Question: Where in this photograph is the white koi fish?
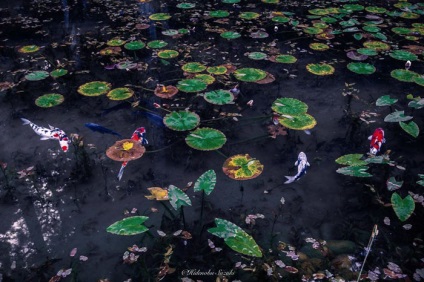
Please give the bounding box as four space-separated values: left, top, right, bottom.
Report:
21 118 70 152
284 152 310 184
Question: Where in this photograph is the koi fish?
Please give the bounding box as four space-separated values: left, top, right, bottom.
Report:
117 127 148 180
284 152 310 184
84 123 122 137
21 118 69 152
368 128 385 155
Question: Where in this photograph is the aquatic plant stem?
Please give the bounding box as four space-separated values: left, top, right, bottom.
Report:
159 201 176 219
181 206 187 230
357 224 379 281
215 150 228 159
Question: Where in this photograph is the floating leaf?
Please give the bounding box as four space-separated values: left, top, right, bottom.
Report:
25 71 49 81
107 87 134 101
147 40 168 49
222 154 264 180
193 170 216 195
306 63 335 75
357 48 378 56
399 121 419 138
106 216 149 235
182 62 207 73
176 3 195 9
185 128 227 151
376 95 398 106
124 41 146 50
347 62 375 75
363 40 390 51
145 187 169 200
389 50 418 61
272 98 308 115
18 45 40 53
233 68 267 82
208 218 262 257
107 38 125 47
386 177 403 191
177 79 207 93
162 29 178 36
158 50 179 59
207 66 227 75
35 93 64 108
335 154 367 166
163 111 200 131
336 166 372 177
209 10 230 18
149 13 171 21
239 12 260 20
78 81 111 96
408 98 424 109
168 185 192 210
270 54 297 64
414 76 424 87
384 111 413 122
309 43 329 51
204 90 234 105
365 155 391 165
247 52 267 60
417 175 424 187
50 69 68 78
278 113 317 130
390 69 419 82
220 31 241 39
272 16 290 23
391 193 415 222
194 74 215 85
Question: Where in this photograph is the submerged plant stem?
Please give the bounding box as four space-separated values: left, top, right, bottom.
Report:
357 224 379 282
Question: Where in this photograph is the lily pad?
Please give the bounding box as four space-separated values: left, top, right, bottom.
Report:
194 74 215 85
303 27 324 35
78 81 111 96
384 111 413 122
357 48 378 56
309 43 329 51
414 76 424 87
399 121 419 138
207 66 227 75
50 69 68 78
239 12 260 20
272 16 290 23
204 90 234 105
149 13 171 21
306 63 335 75
272 98 308 116
387 177 403 191
336 166 372 177
168 185 192 210
222 154 264 180
162 29 179 36
107 87 134 101
209 10 230 18
107 38 125 47
177 79 207 93
220 31 241 39
390 69 419 82
247 52 267 60
18 45 40 53
391 193 415 222
408 98 424 109
182 62 207 73
233 68 267 82
163 111 200 131
389 50 418 61
193 170 216 195
176 3 195 9
158 50 179 59
35 93 64 108
363 40 390 51
25 71 49 81
106 216 149 235
376 95 398 106
270 54 297 64
347 62 376 75
335 154 367 166
208 218 262 257
147 40 168 49
124 41 146 51
277 113 317 130
185 128 227 151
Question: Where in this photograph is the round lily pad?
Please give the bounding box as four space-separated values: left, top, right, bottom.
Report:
365 6 386 13
347 62 376 75
363 25 380 33
343 4 364 12
124 41 146 51
363 40 390 51
248 52 267 60
306 63 335 75
178 28 190 34
78 81 112 96
177 79 208 93
99 47 121 56
309 42 329 51
321 16 338 23
222 154 264 180
414 76 424 87
357 48 378 56
194 74 215 85
222 0 240 3
116 61 137 70
154 85 178 99
335 154 367 166
390 69 419 82
158 50 179 59
25 71 49 81
399 12 419 19
209 10 230 18
107 38 125 47
182 62 207 73
18 45 40 53
50 69 68 78
391 27 412 35
278 113 317 130
176 3 195 9
269 54 297 63
272 16 290 23
220 31 241 39
162 29 179 36
389 50 418 61
35 93 64 108
204 90 234 105
262 0 279 3
149 13 171 21
272 98 308 115
164 111 200 131
207 66 227 75
303 27 324 35
107 87 134 100
185 128 227 151
239 12 260 20
147 40 168 49
233 68 267 82
250 31 269 39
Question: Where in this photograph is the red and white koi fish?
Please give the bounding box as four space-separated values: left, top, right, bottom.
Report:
117 127 148 180
21 118 69 152
368 128 385 155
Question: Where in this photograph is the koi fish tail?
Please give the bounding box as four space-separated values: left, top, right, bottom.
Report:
21 118 31 125
284 176 296 184
117 162 128 181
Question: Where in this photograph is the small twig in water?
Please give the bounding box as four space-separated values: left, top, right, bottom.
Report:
357 224 379 282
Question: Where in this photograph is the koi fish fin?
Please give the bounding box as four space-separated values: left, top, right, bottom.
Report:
40 137 50 140
49 125 55 130
295 160 299 166
307 162 310 166
142 137 148 145
117 164 126 181
382 138 386 143
368 135 372 140
284 176 296 184
21 118 31 125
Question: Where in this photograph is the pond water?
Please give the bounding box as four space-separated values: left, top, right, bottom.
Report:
0 0 424 281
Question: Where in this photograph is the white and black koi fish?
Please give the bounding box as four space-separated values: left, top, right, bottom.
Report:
21 118 70 152
284 152 310 184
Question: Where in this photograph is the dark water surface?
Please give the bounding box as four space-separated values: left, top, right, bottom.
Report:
0 0 424 281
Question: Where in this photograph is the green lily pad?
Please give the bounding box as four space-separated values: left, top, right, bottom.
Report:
158 50 179 59
363 40 390 51
248 52 267 60
391 27 412 35
25 71 49 81
239 12 260 20
50 69 68 78
384 111 413 122
177 79 207 93
389 50 418 61
399 121 419 138
161 29 178 36
335 154 367 166
365 6 386 13
106 216 149 235
390 69 419 82
116 61 137 70
124 41 146 51
272 98 308 115
176 3 195 9
373 32 387 41
107 87 134 101
357 48 378 56
387 177 403 191
222 154 264 180
408 98 424 109
163 111 200 131
185 128 227 151
220 31 241 39
278 113 317 130
233 68 267 82
35 93 64 108
147 40 168 49
343 4 364 12
18 45 40 53
208 218 262 257
207 66 227 75
178 28 190 34
376 95 398 106
78 81 111 96
365 155 391 165
303 27 324 35
399 12 419 19
222 0 240 3
272 54 297 63
182 62 207 73
262 0 279 3
168 185 192 210
194 74 215 85
321 16 338 23
414 76 424 87
209 10 230 18
107 38 125 47
336 166 372 177
149 13 171 21
391 193 415 222
204 90 234 105
272 16 290 23
363 26 380 33
306 63 335 75
193 170 216 195
347 62 376 75
309 43 329 51
417 175 424 187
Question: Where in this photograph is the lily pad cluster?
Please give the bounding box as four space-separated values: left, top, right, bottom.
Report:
271 98 317 130
335 154 372 177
